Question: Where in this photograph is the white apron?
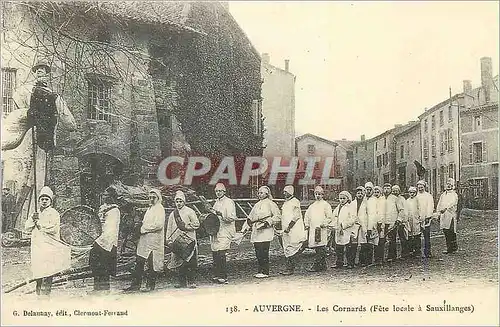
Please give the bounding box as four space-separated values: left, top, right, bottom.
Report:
416 192 435 228
248 198 280 243
210 196 237 251
281 197 306 257
304 200 332 247
437 190 458 232
332 202 358 246
25 207 71 279
361 196 380 245
405 197 421 236
137 203 165 272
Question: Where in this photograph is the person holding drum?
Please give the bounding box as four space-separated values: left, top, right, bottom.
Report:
279 185 306 276
89 188 120 292
210 183 237 284
124 189 165 292
165 190 200 288
242 185 280 278
304 186 332 272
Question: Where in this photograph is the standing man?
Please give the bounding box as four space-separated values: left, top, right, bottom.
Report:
166 190 200 288
361 182 379 266
89 188 121 292
354 186 368 266
437 178 459 254
2 187 16 232
405 186 421 257
124 189 165 292
373 186 385 265
210 183 237 284
279 185 306 275
243 186 280 278
416 180 434 258
304 186 332 272
383 183 404 262
391 185 410 259
24 186 71 296
331 191 357 269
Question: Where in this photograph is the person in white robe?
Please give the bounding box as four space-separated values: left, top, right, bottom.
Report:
416 180 435 258
165 190 200 288
124 189 165 292
304 186 332 272
353 186 368 266
241 186 280 278
437 178 459 254
359 182 379 266
331 191 357 269
210 183 236 284
382 183 404 262
279 185 306 275
373 186 385 265
89 188 121 291
24 186 71 296
391 184 410 259
405 186 421 257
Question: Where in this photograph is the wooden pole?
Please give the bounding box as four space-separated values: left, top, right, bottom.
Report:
31 126 38 213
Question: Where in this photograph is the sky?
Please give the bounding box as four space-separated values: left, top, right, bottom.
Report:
229 1 499 141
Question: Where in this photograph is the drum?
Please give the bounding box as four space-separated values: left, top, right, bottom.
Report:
60 205 102 247
200 213 220 236
170 233 196 261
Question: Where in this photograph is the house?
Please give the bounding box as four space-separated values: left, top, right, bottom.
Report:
261 53 296 159
394 121 421 192
372 126 402 186
1 1 263 218
351 134 375 188
294 133 353 200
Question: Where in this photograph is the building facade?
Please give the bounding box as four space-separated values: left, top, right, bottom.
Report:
372 127 401 186
394 121 421 192
261 53 296 158
352 134 375 188
1 1 263 221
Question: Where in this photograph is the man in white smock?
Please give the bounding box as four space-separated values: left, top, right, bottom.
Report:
210 183 236 284
359 182 379 266
416 180 434 258
331 191 357 269
124 189 165 292
405 186 421 257
436 178 459 254
279 185 306 275
304 186 332 272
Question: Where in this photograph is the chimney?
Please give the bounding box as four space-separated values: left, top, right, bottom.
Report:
262 53 270 65
480 57 493 103
284 59 290 72
463 80 472 95
361 134 366 141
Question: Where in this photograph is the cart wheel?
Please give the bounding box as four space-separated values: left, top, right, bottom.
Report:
1 232 17 247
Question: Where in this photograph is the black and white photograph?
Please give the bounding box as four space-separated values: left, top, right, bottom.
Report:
0 1 498 326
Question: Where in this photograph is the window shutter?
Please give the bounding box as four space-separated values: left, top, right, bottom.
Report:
469 144 473 164
482 141 487 162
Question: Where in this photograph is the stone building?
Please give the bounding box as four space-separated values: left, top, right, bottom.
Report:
372 126 402 186
393 121 421 192
1 1 263 224
261 53 296 159
352 134 375 188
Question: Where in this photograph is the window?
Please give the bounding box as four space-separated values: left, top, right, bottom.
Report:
376 155 382 168
447 128 454 152
439 110 444 126
355 147 358 154
423 139 429 159
440 131 446 155
355 160 358 170
411 172 416 184
307 144 315 155
383 153 388 166
406 140 410 156
383 173 390 184
424 119 428 132
448 105 453 122
470 142 485 163
440 166 445 191
431 135 436 157
375 142 378 151
469 178 488 198
88 80 112 122
473 115 482 131
1 68 16 114
384 138 387 148
400 145 404 159
364 144 367 151
431 115 435 130
363 161 366 170
252 99 263 135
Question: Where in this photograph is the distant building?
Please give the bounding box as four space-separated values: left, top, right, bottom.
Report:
261 53 296 158
352 134 375 187
372 126 402 186
394 121 421 192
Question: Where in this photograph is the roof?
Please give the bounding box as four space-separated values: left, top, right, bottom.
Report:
394 121 420 137
333 139 356 151
262 61 296 78
461 102 499 115
418 94 463 119
295 133 338 146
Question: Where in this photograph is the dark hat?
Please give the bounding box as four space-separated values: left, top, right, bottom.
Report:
31 60 51 73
